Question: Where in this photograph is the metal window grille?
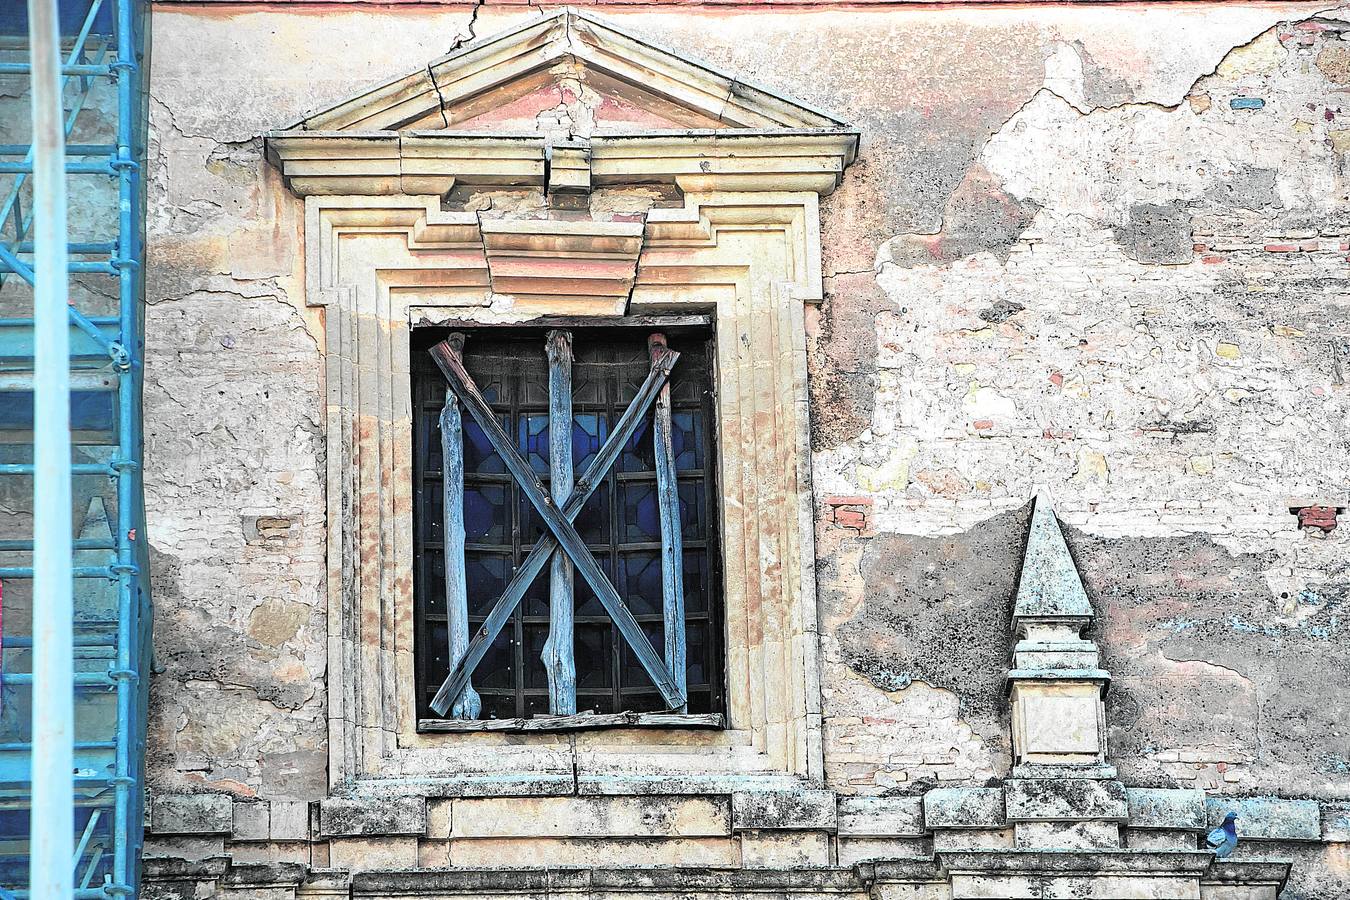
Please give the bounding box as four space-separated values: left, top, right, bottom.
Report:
411 326 724 724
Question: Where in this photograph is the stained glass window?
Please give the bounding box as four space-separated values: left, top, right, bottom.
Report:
411 326 724 723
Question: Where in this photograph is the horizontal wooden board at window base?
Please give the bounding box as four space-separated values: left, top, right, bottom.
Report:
410 322 726 731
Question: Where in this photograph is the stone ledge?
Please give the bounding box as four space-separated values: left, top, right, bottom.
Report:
937 848 1213 875
837 796 924 837
731 790 838 832
350 866 867 894
319 796 427 837
150 793 234 835
923 787 1005 830
1005 779 1128 823
1204 797 1321 841
1125 788 1206 830
1204 858 1292 890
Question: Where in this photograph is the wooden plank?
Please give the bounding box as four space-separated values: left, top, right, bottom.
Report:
430 337 685 710
428 338 681 717
541 329 576 715
419 712 723 733
649 333 687 713
439 338 482 719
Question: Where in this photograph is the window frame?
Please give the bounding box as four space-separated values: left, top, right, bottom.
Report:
408 321 727 729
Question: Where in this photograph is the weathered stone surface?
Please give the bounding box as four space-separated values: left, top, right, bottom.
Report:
1125 789 1206 831
1204 797 1321 841
837 796 924 837
449 796 730 838
318 797 427 837
1012 496 1094 621
731 791 837 832
924 788 1005 830
1005 779 1128 823
151 793 234 835
1014 820 1120 850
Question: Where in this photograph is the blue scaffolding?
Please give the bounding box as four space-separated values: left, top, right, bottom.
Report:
0 0 151 895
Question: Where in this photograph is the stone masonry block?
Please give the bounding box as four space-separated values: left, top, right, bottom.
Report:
269 801 311 842
837 796 925 837
1323 802 1350 842
232 800 270 841
1005 779 1127 822
731 790 837 832
1204 797 1320 841
319 797 426 837
923 787 1005 829
151 793 234 835
1126 788 1206 830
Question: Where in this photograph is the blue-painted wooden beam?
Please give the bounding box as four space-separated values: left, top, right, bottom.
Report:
439 333 481 719
649 333 687 713
429 338 682 717
541 330 577 715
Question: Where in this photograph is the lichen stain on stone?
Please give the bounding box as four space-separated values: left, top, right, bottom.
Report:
1074 532 1349 794
840 502 1031 724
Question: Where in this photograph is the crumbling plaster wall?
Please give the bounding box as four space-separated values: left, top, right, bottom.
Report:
144 0 1347 853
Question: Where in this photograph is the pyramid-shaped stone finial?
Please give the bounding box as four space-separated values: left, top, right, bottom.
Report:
1013 494 1093 623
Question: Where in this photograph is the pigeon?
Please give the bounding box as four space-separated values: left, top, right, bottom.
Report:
1207 811 1239 858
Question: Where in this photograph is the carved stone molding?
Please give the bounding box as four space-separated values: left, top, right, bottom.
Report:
268 8 858 797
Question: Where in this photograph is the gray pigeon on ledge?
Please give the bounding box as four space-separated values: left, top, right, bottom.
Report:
1207 811 1239 858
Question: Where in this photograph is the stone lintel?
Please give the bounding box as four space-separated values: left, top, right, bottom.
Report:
1126 788 1206 831
1204 797 1322 841
923 788 1006 830
350 866 864 895
730 790 838 832
1005 779 1128 823
1012 763 1118 781
1006 669 1111 693
318 796 428 837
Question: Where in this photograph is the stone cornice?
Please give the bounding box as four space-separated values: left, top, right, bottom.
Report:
266 129 858 197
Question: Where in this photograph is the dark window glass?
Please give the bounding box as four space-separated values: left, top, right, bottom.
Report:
411 327 724 722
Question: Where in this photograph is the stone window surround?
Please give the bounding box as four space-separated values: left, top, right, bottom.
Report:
294 183 849 797
265 6 859 797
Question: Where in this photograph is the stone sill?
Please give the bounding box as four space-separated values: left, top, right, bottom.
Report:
417 712 725 733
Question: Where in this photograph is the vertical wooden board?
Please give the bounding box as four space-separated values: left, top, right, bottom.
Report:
440 344 481 718
543 330 577 715
650 333 687 712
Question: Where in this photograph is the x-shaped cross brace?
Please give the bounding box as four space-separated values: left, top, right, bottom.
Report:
428 337 686 716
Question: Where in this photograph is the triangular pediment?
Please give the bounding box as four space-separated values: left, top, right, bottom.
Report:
283 9 848 136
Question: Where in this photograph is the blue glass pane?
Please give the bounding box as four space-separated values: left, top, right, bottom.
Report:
523 553 551 617
685 621 709 684
524 625 550 690
572 413 606 473
464 484 507 543
679 481 707 540
465 553 509 617
521 483 609 544
521 414 551 474
670 412 704 471
621 482 660 543
426 623 449 684
620 417 654 473
423 485 443 543
575 555 614 616
621 621 666 684
463 416 506 473
425 551 446 618
683 551 709 614
476 630 514 689
576 625 612 688
618 552 662 616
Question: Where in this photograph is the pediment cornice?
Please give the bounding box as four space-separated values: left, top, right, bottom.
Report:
264 9 858 198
